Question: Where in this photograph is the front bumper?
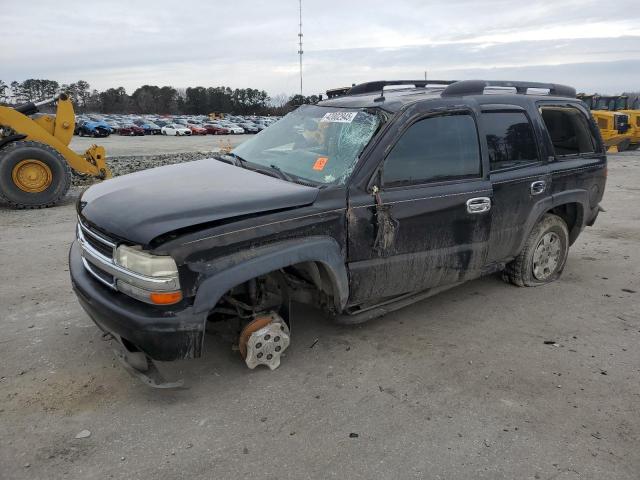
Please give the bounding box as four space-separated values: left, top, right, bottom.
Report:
69 241 204 361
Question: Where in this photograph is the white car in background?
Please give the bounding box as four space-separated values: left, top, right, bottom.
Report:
161 124 192 136
220 123 245 134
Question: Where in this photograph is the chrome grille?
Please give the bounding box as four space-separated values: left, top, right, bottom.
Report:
78 220 115 259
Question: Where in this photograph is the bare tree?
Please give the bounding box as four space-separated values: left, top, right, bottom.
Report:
270 93 288 108
0 80 7 103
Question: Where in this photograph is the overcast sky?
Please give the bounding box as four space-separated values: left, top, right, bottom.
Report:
2 0 639 97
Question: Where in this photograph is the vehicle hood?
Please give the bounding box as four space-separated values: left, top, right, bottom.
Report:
79 159 320 246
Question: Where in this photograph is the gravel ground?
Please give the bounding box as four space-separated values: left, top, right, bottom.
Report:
71 133 248 157
0 152 639 479
72 152 218 186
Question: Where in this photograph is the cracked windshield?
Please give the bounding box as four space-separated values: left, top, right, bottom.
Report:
231 105 381 185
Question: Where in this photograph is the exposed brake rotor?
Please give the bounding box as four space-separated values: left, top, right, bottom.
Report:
239 312 290 370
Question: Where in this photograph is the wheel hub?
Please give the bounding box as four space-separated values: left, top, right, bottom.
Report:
11 159 53 193
532 232 562 280
239 313 290 370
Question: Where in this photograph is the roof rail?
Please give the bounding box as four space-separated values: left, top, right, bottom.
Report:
442 80 576 98
348 80 456 96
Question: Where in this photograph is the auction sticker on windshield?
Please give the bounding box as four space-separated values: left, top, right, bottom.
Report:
313 157 328 171
320 111 358 123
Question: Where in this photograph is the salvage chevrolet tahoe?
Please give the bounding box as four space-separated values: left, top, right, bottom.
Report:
69 79 607 386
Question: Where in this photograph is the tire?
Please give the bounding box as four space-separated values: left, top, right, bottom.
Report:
0 141 72 209
503 213 569 287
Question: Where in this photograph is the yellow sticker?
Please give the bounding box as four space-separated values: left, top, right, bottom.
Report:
313 157 328 171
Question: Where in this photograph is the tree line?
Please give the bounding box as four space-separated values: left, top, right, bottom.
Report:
0 79 322 115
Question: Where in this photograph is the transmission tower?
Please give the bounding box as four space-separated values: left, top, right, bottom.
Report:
297 0 303 97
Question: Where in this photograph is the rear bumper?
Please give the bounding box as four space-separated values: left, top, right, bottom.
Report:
69 241 204 361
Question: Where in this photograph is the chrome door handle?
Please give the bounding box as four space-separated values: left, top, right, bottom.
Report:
531 180 546 195
466 197 491 214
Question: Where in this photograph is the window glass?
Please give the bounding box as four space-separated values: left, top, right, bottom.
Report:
482 112 538 170
382 114 481 185
540 106 596 156
232 105 380 185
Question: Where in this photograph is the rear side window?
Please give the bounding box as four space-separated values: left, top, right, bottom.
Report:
540 106 596 156
383 113 481 185
482 112 538 171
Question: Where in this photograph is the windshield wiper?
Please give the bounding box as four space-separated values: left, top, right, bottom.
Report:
219 152 247 168
267 164 296 183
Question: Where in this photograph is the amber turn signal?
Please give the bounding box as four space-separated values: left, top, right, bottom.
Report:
149 291 183 305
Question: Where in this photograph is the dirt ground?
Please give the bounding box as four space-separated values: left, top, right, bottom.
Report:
0 152 639 480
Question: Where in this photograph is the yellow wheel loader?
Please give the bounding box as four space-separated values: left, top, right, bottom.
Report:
0 93 110 208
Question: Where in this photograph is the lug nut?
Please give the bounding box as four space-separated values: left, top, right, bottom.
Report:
274 336 280 342
256 342 262 349
257 352 263 358
267 354 273 360
275 346 281 352
264 334 271 340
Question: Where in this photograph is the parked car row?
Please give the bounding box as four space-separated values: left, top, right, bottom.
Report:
74 113 281 138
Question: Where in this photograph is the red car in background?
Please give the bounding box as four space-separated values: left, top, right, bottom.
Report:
202 123 230 135
119 124 145 136
187 124 208 135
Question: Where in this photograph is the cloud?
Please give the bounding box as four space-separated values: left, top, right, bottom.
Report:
1 0 639 95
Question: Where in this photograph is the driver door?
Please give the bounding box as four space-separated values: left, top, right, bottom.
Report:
346 107 493 305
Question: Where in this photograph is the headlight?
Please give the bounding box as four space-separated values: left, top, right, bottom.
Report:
114 245 182 305
115 245 178 278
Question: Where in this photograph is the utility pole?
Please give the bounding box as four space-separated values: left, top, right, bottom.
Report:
298 0 303 97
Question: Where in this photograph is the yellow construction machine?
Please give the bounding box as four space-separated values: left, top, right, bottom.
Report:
0 93 110 208
611 95 640 150
578 93 633 152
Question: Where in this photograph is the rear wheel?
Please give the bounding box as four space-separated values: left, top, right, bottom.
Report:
0 141 72 209
503 213 569 287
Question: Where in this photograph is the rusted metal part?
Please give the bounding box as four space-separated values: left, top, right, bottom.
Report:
238 315 274 358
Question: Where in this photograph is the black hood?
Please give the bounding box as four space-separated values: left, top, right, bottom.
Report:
79 159 319 245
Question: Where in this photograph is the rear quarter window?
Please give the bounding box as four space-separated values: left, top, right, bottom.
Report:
540 105 597 156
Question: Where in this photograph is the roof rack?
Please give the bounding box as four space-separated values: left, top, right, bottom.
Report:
348 80 456 96
442 80 576 98
326 86 352 99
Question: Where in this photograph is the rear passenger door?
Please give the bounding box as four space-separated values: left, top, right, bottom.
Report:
347 107 493 304
482 106 551 265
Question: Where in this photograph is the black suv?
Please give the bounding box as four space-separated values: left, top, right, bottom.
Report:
70 80 606 383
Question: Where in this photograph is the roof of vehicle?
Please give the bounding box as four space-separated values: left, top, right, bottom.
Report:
318 79 578 113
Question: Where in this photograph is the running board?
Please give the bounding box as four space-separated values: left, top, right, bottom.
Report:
334 283 463 325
